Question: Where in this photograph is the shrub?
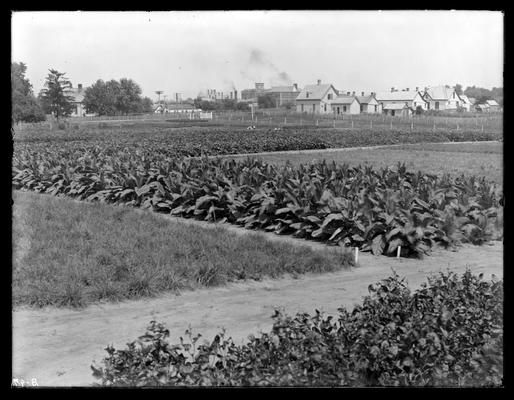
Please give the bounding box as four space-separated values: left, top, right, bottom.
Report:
91 270 503 387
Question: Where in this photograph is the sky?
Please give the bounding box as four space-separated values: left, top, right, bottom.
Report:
12 10 504 101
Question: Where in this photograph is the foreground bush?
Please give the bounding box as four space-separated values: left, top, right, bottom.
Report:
91 270 503 386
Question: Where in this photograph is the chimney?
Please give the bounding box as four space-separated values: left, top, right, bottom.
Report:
317 79 321 85
352 91 355 96
416 87 419 91
347 92 350 96
78 83 83 90
391 87 395 92
293 83 298 91
361 92 365 96
406 88 409 91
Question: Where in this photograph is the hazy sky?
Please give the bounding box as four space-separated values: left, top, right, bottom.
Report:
12 10 503 100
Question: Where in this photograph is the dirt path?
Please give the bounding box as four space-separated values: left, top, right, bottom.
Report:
13 236 502 387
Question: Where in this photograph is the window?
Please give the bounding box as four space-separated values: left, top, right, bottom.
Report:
301 104 304 112
327 93 332 100
343 105 347 112
374 105 377 112
306 92 309 98
435 101 439 110
324 104 327 112
337 107 340 115
360 105 364 113
312 104 315 113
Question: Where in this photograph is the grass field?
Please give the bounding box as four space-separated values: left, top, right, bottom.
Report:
12 190 354 308
226 141 503 184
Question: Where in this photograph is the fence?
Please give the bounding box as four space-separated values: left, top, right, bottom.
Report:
207 110 502 132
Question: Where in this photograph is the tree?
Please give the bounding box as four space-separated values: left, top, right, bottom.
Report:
117 78 143 115
11 62 45 124
39 69 75 119
84 78 150 115
257 94 276 109
454 83 463 95
137 97 154 114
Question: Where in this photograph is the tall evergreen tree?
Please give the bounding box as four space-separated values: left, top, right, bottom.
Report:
39 69 75 119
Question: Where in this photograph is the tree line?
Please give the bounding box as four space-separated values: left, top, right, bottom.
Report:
12 62 154 124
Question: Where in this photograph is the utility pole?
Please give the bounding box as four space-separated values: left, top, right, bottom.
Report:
155 90 163 105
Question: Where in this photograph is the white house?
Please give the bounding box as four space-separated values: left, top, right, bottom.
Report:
356 93 381 114
69 84 87 117
375 89 427 112
382 103 413 117
422 86 460 111
458 94 473 112
485 99 501 112
295 80 339 114
330 95 360 115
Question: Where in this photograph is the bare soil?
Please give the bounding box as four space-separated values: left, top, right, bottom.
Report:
13 224 503 386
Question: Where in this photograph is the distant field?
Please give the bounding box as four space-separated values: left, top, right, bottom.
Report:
225 141 503 184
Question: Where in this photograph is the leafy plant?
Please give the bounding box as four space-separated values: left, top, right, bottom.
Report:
91 270 503 387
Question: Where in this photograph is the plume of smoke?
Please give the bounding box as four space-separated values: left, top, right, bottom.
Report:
247 48 292 85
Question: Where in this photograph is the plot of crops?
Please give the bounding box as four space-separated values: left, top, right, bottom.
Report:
13 140 503 258
14 124 502 157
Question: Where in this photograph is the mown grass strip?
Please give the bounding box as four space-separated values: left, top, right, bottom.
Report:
12 190 354 309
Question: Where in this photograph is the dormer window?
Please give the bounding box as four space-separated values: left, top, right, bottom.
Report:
327 93 333 100
306 92 309 98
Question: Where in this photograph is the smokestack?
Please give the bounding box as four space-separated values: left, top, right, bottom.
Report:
293 83 298 91
230 92 233 99
317 79 321 85
234 90 237 100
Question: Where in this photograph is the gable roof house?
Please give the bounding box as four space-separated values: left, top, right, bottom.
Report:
382 103 413 117
485 99 501 112
476 103 490 113
295 80 339 114
68 84 87 117
356 92 381 114
422 85 460 111
330 95 361 115
375 88 428 113
457 94 473 112
265 84 301 107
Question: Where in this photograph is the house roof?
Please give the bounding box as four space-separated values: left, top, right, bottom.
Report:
69 87 85 103
383 103 410 110
375 90 421 101
476 104 489 109
458 94 472 104
296 83 337 100
423 86 455 101
486 99 499 106
330 95 359 105
356 94 376 104
266 85 300 93
165 103 195 109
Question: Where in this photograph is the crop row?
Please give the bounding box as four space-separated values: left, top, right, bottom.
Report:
13 144 503 257
14 125 502 157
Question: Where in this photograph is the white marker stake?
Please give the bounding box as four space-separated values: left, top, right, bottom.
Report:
397 246 401 258
354 247 359 263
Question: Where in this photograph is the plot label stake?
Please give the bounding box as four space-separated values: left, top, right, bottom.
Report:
355 247 359 263
397 246 401 258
